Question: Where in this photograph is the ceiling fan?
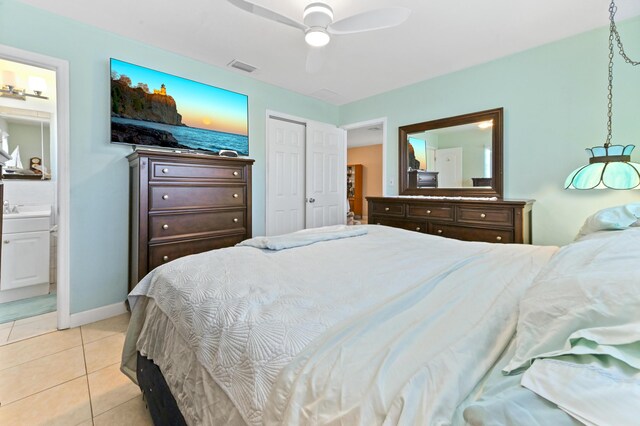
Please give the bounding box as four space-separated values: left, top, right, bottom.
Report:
228 0 411 72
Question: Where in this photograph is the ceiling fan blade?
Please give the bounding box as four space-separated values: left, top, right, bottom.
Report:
305 46 327 74
227 0 307 31
328 7 411 35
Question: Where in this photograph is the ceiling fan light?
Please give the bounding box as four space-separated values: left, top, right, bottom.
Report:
303 2 333 27
305 28 330 47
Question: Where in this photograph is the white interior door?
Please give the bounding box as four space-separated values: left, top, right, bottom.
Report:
266 117 306 236
435 147 463 187
306 121 346 228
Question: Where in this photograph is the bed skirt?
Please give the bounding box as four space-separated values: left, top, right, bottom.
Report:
136 352 188 426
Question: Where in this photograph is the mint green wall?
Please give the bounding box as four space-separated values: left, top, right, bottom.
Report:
340 17 640 246
0 0 338 314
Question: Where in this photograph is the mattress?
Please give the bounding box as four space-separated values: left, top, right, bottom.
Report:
122 225 557 425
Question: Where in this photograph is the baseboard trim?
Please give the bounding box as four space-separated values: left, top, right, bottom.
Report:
69 301 128 328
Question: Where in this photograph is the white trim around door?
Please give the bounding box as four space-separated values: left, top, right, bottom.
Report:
341 117 388 197
0 44 71 330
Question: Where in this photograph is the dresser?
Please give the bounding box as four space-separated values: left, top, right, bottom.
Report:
128 149 254 290
367 197 533 244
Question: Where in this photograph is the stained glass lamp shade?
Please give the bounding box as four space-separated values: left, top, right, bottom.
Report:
565 144 640 189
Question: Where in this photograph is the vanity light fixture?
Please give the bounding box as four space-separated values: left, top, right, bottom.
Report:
0 73 49 101
565 0 640 190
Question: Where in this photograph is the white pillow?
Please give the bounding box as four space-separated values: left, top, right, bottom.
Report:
576 203 640 239
503 227 640 374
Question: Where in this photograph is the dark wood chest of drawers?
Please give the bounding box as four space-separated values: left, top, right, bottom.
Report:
128 149 254 290
367 197 533 244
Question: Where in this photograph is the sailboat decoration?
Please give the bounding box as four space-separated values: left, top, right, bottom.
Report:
5 146 24 170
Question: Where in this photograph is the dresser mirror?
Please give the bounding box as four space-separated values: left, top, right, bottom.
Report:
399 108 503 198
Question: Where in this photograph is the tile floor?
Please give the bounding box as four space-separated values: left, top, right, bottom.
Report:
0 312 153 425
0 311 58 346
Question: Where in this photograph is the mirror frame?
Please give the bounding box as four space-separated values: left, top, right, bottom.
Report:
398 107 503 198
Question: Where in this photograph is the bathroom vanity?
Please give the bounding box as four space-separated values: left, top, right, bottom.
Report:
0 205 51 303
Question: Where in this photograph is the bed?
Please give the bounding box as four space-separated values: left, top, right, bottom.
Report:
121 204 640 425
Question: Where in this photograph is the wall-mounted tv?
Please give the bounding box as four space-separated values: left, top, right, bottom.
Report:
110 59 248 155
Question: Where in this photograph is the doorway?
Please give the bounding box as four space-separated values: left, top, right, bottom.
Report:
0 45 70 344
343 118 387 224
265 112 346 236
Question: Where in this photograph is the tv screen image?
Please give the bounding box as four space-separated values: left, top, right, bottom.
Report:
110 59 249 155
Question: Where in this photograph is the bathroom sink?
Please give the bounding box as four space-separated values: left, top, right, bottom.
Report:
3 205 51 233
4 204 51 217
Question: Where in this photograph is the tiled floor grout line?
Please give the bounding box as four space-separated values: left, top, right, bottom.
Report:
0 342 83 372
80 327 96 422
0 373 86 407
92 392 142 422
7 322 15 343
2 326 57 347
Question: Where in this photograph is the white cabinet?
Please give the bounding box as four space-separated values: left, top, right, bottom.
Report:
1 230 50 290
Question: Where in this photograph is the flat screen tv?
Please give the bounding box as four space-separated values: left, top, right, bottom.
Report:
110 59 249 156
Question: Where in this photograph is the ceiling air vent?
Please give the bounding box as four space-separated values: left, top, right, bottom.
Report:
227 60 257 73
310 88 342 104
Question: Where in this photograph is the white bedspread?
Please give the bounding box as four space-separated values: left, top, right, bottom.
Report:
237 225 368 250
126 225 556 426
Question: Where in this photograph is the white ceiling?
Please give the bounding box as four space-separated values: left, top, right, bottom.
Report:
17 0 640 105
347 125 383 148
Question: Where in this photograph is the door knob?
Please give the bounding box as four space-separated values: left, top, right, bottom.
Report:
162 194 169 200
233 193 239 198
437 229 443 234
308 198 316 203
3 240 9 244
162 168 169 174
162 255 169 262
233 171 239 176
233 218 239 223
480 213 486 218
162 224 169 230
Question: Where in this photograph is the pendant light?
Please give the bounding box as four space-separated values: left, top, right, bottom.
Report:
565 0 640 190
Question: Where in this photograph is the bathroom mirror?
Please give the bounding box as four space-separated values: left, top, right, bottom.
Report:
398 108 503 198
0 111 51 180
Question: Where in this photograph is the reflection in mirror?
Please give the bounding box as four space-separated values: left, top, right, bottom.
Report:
0 111 51 180
407 121 493 188
399 108 503 198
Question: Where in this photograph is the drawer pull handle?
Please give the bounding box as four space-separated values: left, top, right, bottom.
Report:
437 229 443 234
384 207 390 211
162 255 169 262
162 224 169 230
233 218 239 223
162 168 169 174
496 236 502 241
162 194 169 200
480 213 486 218
233 171 239 176
426 210 431 214
233 193 239 198
416 227 421 231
